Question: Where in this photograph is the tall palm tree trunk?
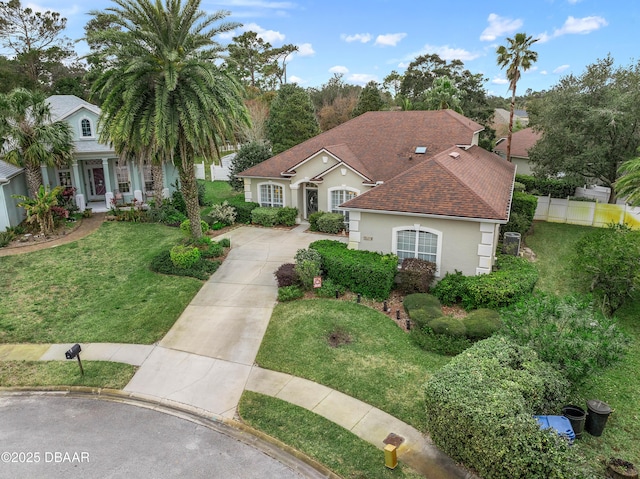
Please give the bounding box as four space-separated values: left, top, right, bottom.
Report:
152 162 164 206
507 89 516 163
25 164 45 198
178 157 202 239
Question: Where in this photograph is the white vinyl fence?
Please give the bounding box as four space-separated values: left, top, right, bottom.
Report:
534 196 640 229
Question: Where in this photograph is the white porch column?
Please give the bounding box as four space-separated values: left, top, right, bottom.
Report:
40 165 51 188
71 161 82 195
243 178 252 202
290 184 299 219
102 158 113 194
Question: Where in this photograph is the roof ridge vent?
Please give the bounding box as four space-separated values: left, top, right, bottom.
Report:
449 151 461 159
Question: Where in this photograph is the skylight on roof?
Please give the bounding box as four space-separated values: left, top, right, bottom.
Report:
415 146 427 154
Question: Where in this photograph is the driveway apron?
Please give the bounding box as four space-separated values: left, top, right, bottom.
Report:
124 226 342 418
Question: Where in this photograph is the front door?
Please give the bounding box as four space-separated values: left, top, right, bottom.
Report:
87 167 106 199
306 188 318 218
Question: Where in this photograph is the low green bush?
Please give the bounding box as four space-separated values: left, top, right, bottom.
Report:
277 207 298 226
0 230 15 247
251 207 280 227
150 250 220 280
516 174 580 198
277 285 304 302
407 307 443 328
170 245 201 268
403 293 442 315
315 278 346 298
500 293 629 383
180 219 209 236
411 327 472 356
432 255 538 310
310 240 397 300
427 316 466 337
201 242 224 258
294 248 322 290
308 211 325 231
425 336 574 479
463 309 503 339
218 237 231 248
316 213 345 234
227 197 259 224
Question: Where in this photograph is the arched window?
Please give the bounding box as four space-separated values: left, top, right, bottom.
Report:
392 226 442 274
81 118 92 137
259 183 284 207
328 187 358 231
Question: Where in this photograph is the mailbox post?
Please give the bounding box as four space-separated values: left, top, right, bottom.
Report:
65 344 84 375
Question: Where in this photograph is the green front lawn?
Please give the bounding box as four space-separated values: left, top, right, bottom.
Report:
200 180 242 205
255 299 450 430
0 361 136 389
0 222 203 344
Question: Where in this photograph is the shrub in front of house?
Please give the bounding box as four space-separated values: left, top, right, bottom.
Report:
251 207 280 227
180 219 210 236
294 248 322 290
432 255 538 310
277 285 304 302
274 263 299 288
308 211 325 231
315 213 345 234
462 309 503 340
403 293 442 316
201 241 224 258
170 245 201 269
309 240 397 300
276 207 298 226
227 197 259 224
315 278 346 298
207 201 237 226
425 336 574 479
500 293 629 383
395 258 437 294
218 237 231 248
151 250 220 280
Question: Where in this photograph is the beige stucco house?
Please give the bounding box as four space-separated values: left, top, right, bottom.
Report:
494 127 541 176
239 110 516 277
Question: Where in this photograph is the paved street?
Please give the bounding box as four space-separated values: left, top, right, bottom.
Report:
0 394 320 479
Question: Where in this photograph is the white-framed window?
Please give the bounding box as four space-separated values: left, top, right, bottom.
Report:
115 160 130 193
57 169 72 187
392 226 442 275
328 187 358 229
80 118 92 137
259 183 284 207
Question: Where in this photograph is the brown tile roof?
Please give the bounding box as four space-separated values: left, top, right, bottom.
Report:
341 145 516 221
494 127 541 159
239 110 483 182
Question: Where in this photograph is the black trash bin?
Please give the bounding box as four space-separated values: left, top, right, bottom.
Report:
585 399 612 437
562 405 587 439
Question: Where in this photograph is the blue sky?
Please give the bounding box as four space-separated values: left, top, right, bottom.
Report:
26 0 638 96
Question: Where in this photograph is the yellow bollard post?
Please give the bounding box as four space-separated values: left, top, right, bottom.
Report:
384 444 398 469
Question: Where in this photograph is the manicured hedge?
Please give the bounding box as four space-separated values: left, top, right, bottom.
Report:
503 191 538 237
309 240 397 300
251 207 280 227
316 213 345 234
227 197 259 224
432 255 538 310
277 207 298 226
516 174 580 198
425 336 575 479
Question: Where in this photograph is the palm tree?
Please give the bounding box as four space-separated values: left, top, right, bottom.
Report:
423 76 463 114
496 33 538 162
0 88 74 198
88 0 249 237
615 156 640 206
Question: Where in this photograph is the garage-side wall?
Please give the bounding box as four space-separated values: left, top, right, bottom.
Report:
348 211 499 277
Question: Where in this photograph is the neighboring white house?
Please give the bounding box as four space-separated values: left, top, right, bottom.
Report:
0 160 27 231
239 110 516 277
42 95 180 211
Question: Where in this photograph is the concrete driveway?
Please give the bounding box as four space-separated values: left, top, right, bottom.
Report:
124 225 344 418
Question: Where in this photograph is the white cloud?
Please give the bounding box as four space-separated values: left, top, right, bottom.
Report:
537 15 607 43
540 70 548 75
480 13 523 42
374 33 407 47
295 43 315 57
567 0 582 4
241 22 286 44
288 75 304 84
491 77 509 85
419 44 480 61
329 65 349 74
347 73 378 85
341 33 372 43
553 64 570 74
25 2 80 16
